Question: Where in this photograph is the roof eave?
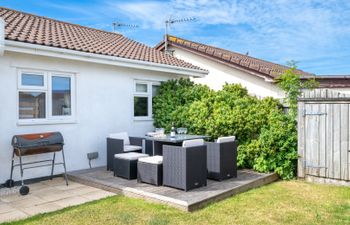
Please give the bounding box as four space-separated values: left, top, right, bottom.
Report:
4 40 208 77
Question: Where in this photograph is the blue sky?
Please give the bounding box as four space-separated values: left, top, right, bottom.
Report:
2 0 350 75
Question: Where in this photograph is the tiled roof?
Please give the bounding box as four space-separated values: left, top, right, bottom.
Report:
155 35 312 79
301 75 350 88
0 7 205 71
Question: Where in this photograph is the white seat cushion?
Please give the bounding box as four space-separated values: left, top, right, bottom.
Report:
109 132 130 145
182 139 204 147
114 152 149 160
124 145 142 152
138 156 163 164
217 136 236 143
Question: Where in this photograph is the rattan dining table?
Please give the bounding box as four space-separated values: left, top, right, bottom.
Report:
144 134 210 156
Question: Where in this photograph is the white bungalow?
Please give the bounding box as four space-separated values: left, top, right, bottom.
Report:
0 7 207 184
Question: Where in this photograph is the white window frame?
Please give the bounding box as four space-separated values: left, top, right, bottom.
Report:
18 70 47 90
17 69 76 125
133 80 160 121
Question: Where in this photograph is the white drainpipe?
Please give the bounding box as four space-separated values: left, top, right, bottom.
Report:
0 18 5 56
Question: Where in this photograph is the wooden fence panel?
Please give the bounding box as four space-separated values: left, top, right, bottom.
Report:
326 103 334 178
340 104 349 180
333 104 341 179
298 89 350 182
319 104 327 177
304 104 315 175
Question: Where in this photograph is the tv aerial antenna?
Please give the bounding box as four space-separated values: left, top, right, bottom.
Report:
112 22 139 32
164 17 197 54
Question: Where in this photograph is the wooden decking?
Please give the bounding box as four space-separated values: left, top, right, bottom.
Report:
68 167 278 212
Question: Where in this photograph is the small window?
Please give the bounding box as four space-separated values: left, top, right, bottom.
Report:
152 85 160 97
52 76 71 116
136 83 148 93
134 96 148 117
21 73 44 87
133 81 160 119
18 92 46 119
17 69 75 124
152 85 160 115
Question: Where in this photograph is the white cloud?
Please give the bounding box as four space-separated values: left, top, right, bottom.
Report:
107 0 350 38
106 1 169 29
106 0 244 29
99 0 350 73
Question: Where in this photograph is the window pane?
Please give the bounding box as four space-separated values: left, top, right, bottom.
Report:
152 85 160 115
52 76 71 116
22 73 44 86
134 96 148 117
152 85 160 97
136 83 147 93
19 92 46 119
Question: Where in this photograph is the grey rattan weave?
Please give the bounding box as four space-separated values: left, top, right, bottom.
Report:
113 153 148 179
163 144 207 191
206 140 237 181
113 157 138 179
106 137 143 171
137 161 163 186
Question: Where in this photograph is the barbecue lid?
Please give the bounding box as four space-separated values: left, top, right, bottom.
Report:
12 132 64 148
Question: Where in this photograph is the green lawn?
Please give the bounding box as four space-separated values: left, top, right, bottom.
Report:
4 181 350 225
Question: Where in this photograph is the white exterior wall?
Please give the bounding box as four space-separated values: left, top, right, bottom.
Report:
0 51 179 183
171 47 285 98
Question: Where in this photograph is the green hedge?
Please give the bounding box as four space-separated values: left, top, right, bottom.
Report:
153 78 297 179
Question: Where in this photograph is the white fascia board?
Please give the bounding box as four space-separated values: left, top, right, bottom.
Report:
0 18 4 56
4 40 208 77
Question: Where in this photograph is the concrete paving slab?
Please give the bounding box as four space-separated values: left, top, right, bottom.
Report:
0 210 28 224
0 202 17 214
80 190 116 201
53 196 91 208
0 178 116 223
9 195 46 208
21 202 62 216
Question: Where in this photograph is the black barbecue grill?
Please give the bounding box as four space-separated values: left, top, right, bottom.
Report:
5 132 68 195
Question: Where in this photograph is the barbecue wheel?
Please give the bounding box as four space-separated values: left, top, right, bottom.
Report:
19 186 29 195
5 179 14 188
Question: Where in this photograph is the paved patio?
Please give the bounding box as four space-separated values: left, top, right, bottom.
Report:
0 177 115 224
68 167 279 212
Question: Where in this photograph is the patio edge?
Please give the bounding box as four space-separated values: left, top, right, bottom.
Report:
187 172 279 212
68 169 279 212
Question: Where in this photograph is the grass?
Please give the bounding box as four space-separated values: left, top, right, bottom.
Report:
3 180 350 225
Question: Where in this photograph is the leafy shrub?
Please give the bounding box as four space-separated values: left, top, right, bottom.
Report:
276 61 318 118
239 112 298 179
153 78 298 179
152 79 213 132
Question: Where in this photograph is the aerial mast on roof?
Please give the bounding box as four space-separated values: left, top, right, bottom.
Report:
112 22 139 32
164 17 197 54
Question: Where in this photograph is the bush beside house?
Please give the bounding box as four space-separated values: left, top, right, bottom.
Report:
153 66 317 179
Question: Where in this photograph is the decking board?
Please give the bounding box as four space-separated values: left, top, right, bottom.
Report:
68 167 278 212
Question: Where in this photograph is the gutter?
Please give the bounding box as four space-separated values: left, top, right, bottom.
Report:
301 75 350 79
4 40 208 78
0 18 4 56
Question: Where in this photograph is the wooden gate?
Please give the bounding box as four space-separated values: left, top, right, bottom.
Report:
298 89 350 181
